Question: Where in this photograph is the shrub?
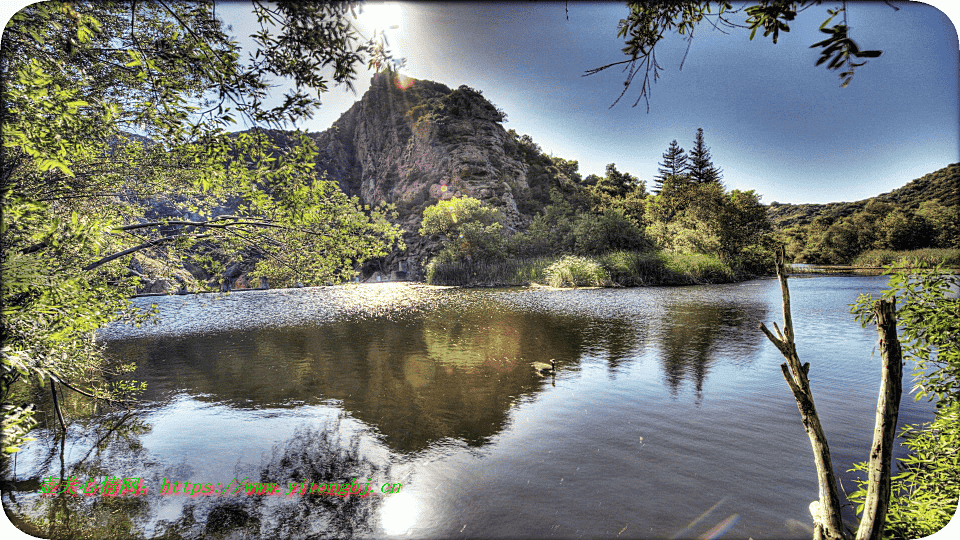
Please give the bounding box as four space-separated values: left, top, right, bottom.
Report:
848 265 960 537
542 255 608 288
571 209 648 255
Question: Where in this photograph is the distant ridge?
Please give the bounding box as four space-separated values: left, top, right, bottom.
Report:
768 162 959 228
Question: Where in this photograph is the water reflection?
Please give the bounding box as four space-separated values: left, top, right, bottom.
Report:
7 279 922 539
103 286 768 454
658 300 765 401
5 416 393 539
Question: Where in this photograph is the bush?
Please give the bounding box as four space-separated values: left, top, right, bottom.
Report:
571 209 648 255
542 255 608 288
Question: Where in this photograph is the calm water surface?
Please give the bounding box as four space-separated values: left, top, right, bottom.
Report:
2 276 936 539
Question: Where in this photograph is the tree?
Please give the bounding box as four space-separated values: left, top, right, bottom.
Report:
587 1 886 110
654 139 690 193
761 254 905 540
419 197 505 262
592 163 644 200
2 1 402 454
850 265 960 538
688 128 723 185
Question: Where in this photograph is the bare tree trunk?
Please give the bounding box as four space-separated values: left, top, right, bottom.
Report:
761 254 847 540
855 299 903 540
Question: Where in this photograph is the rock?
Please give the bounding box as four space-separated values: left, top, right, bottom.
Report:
147 278 172 294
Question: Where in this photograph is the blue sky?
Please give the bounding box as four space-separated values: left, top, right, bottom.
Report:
3 1 958 205
229 1 958 205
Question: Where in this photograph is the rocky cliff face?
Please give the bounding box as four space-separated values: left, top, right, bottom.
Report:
312 72 531 234
305 72 549 279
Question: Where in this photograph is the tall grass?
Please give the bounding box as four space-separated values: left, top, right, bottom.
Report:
600 250 735 286
542 256 608 288
852 248 960 268
425 251 737 287
425 257 554 286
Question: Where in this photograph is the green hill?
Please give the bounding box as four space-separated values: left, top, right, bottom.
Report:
768 163 959 228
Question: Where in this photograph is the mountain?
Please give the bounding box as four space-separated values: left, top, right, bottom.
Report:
767 163 960 229
305 71 577 277
313 73 530 226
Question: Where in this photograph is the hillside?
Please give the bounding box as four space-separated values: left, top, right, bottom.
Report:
301 72 580 277
768 163 960 228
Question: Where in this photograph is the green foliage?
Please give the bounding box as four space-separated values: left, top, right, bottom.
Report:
420 197 506 262
508 131 588 215
588 163 648 227
543 256 609 288
1 1 401 455
571 209 649 255
598 250 733 286
790 199 959 264
587 1 887 109
424 257 554 286
849 264 960 537
644 179 773 273
655 140 689 193
688 128 722 185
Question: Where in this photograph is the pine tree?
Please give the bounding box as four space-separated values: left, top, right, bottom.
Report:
689 128 723 184
654 140 690 193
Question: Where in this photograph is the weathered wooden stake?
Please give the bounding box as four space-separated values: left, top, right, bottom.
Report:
854 299 902 540
760 252 846 540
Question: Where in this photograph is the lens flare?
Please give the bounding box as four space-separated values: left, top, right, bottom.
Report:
380 491 419 535
394 73 416 90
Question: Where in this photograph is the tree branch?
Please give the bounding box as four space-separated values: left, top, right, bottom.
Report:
81 233 213 272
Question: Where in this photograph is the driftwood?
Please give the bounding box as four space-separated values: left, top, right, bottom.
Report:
761 252 904 540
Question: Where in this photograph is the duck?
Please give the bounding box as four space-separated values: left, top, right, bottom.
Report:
531 359 556 376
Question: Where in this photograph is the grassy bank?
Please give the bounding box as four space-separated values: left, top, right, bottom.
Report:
851 248 960 267
425 250 740 287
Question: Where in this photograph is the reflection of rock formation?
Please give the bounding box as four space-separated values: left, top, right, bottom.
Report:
657 300 765 400
103 289 769 457
106 308 590 454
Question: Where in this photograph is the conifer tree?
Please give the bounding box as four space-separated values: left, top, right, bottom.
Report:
689 128 723 185
655 139 690 193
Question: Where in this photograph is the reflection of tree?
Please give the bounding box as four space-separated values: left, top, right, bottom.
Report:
657 300 764 401
3 412 153 540
580 317 645 372
154 421 389 539
6 415 392 539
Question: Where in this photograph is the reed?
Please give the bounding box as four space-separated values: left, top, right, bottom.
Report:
852 248 960 268
542 256 608 288
425 257 555 286
425 251 738 287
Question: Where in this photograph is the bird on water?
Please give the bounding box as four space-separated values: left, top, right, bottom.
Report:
531 359 556 376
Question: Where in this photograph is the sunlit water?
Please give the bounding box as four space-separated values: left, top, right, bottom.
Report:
2 277 937 539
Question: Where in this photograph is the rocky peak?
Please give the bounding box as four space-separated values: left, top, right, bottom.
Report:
312 72 530 233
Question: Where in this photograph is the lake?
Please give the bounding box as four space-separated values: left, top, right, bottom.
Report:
1 276 937 539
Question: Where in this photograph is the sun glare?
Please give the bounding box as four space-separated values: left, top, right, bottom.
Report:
380 491 419 535
356 2 402 33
